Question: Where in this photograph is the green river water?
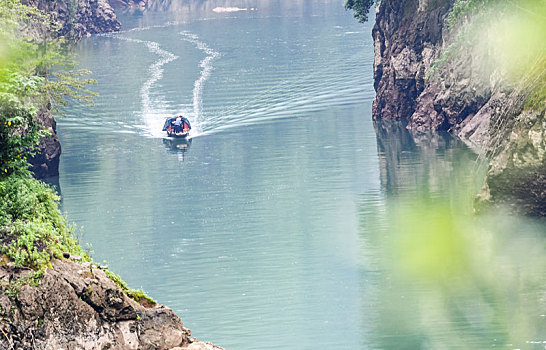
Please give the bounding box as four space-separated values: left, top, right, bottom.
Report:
53 1 546 349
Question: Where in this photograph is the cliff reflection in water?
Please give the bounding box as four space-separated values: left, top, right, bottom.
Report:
366 121 546 349
374 120 479 200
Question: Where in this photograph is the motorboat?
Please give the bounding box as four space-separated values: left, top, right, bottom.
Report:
163 116 191 138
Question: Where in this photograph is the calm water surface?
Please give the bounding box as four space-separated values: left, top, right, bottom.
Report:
55 1 546 349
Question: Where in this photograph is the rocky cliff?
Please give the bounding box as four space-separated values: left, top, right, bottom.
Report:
0 259 222 350
28 0 121 40
372 0 545 215
28 106 61 179
372 0 455 124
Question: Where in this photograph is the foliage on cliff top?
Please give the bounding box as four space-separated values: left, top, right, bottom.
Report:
446 0 499 28
430 0 545 88
0 170 157 305
0 171 156 305
346 0 455 23
0 173 85 270
344 0 377 22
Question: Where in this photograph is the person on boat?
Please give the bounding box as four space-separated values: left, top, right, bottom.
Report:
181 116 191 132
162 115 191 136
174 116 183 133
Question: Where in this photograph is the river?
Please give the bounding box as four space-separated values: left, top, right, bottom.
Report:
54 1 546 349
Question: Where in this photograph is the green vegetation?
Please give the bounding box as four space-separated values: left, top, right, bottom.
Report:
5 270 43 297
431 0 546 88
0 0 95 177
521 54 546 111
0 0 91 272
0 174 85 270
105 270 157 307
446 0 499 28
425 43 455 80
0 1 153 306
344 0 377 22
345 0 450 23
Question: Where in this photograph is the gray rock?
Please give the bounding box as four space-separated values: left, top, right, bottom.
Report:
0 260 220 349
28 106 61 179
26 0 121 40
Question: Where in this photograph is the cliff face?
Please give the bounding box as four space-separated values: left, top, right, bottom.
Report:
28 107 61 179
372 0 546 215
0 260 222 350
473 85 546 216
29 0 121 40
372 0 455 123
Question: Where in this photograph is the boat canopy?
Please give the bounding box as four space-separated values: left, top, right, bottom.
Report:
163 116 191 131
162 117 177 131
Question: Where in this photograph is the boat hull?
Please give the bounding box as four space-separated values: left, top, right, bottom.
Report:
167 131 189 138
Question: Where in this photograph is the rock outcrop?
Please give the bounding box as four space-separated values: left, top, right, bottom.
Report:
372 0 455 123
0 260 223 350
372 0 546 215
472 82 546 216
28 0 121 40
28 107 61 179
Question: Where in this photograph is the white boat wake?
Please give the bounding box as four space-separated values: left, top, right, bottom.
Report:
102 26 220 139
179 31 221 136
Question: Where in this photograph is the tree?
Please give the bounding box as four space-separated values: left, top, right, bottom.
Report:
0 0 95 177
344 0 377 22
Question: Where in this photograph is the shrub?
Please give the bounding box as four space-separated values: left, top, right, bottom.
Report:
0 173 84 270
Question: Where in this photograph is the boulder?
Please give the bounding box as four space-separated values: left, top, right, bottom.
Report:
0 260 223 350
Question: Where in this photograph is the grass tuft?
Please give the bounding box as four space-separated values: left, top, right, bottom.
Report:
104 270 156 307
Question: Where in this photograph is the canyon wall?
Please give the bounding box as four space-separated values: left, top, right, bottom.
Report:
372 0 545 215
